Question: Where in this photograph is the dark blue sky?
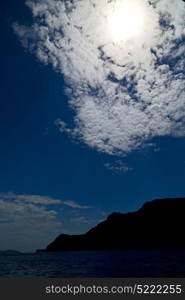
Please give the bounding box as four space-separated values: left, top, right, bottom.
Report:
1 0 185 241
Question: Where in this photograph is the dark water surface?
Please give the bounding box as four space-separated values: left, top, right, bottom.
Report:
0 249 185 278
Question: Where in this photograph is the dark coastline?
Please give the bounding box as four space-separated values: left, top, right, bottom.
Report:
38 198 185 252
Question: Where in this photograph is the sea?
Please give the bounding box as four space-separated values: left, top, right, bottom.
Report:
0 249 185 278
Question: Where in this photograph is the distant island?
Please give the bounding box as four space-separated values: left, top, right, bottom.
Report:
37 198 185 252
0 250 22 256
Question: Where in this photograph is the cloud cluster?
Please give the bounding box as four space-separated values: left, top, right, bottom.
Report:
0 192 89 208
0 193 89 251
14 0 185 155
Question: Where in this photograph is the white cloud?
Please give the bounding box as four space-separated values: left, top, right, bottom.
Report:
0 192 61 204
105 160 132 173
55 119 75 135
14 0 185 155
0 192 89 208
63 200 90 209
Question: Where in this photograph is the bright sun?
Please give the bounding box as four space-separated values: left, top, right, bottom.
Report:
109 0 145 42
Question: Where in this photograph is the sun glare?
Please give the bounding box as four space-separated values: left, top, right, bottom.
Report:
108 0 145 42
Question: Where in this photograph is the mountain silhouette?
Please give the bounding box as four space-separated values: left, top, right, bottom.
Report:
39 198 185 252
